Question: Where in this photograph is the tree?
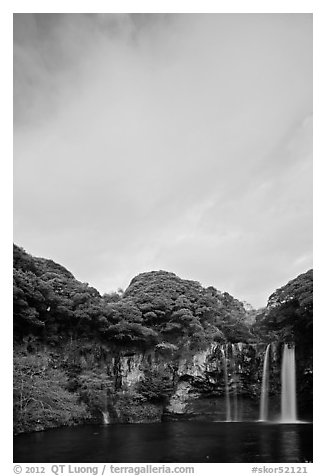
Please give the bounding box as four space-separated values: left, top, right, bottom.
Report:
105 321 159 348
13 351 89 433
254 270 313 344
13 246 254 351
137 368 174 403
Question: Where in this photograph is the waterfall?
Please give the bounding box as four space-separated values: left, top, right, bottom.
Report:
221 348 231 421
231 344 239 421
281 344 297 422
102 392 110 425
259 343 271 421
101 411 110 425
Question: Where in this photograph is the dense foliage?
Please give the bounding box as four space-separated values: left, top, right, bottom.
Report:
13 349 90 433
13 245 254 351
253 270 313 345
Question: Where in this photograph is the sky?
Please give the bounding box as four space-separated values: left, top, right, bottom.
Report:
13 13 312 308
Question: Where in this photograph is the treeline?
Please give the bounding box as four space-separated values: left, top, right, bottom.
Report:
253 269 313 345
13 244 255 352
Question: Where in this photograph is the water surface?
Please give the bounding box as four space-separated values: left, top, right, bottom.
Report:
14 421 313 463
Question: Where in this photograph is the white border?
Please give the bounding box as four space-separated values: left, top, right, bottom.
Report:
3 2 324 474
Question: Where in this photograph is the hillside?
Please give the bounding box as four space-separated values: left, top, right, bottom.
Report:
14 244 255 350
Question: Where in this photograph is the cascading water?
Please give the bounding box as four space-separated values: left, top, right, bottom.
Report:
259 343 271 421
102 392 110 425
231 344 239 421
221 348 231 421
101 411 110 425
281 344 297 423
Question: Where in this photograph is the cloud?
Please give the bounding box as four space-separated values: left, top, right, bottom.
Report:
14 14 312 307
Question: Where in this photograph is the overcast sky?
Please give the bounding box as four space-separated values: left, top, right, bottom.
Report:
13 13 312 308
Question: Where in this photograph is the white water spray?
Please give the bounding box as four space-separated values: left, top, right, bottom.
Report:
231 344 239 421
281 344 297 422
259 344 271 421
102 411 110 425
221 348 231 421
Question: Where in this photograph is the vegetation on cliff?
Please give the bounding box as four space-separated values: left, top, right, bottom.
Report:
14 244 255 350
253 269 313 345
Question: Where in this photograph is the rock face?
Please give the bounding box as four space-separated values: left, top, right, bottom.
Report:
117 354 145 387
14 337 312 434
166 381 196 414
97 341 311 423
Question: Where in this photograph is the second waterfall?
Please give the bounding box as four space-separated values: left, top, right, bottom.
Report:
281 344 297 422
259 343 271 421
221 348 231 421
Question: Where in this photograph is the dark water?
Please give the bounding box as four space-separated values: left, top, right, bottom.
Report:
14 422 313 463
